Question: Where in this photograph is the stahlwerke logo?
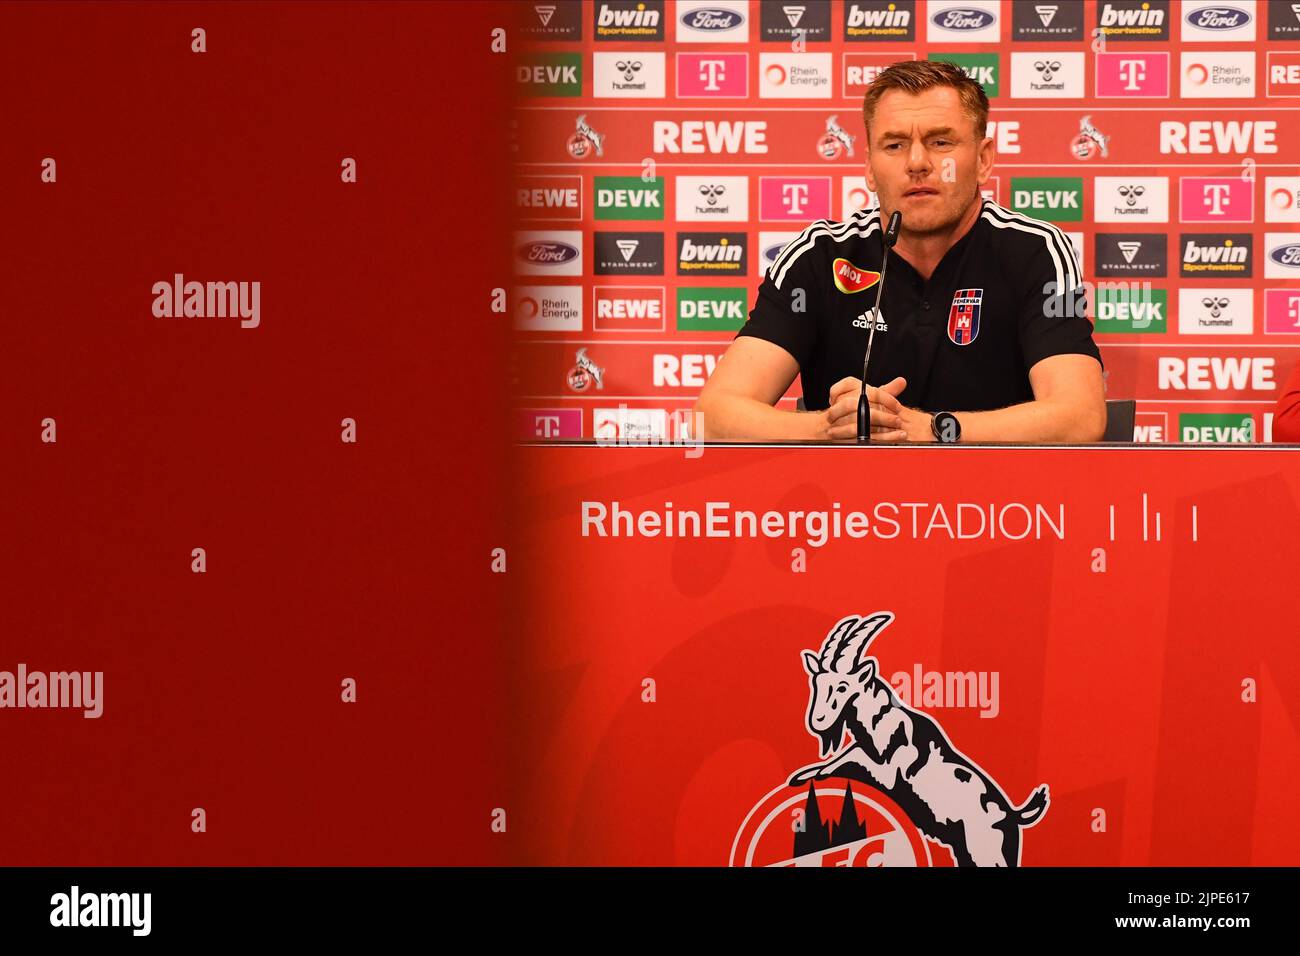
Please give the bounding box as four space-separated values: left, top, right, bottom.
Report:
731 612 1049 867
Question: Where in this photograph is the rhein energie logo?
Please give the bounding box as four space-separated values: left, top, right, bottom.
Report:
731 613 1049 867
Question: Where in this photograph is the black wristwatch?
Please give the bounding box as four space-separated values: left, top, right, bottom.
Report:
931 412 961 443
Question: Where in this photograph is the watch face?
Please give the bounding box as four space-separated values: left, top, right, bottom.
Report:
934 412 960 443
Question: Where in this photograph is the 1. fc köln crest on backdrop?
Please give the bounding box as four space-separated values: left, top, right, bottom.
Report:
947 288 983 345
730 612 1049 867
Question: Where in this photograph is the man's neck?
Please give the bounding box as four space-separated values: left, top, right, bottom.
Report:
889 197 983 282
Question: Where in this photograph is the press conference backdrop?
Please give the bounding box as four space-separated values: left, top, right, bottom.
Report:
510 0 1300 444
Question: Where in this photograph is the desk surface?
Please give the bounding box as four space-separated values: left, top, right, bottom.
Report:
521 439 1300 450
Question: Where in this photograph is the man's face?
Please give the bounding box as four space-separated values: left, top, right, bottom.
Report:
863 86 993 236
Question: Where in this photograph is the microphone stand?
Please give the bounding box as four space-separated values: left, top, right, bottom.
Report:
857 211 901 443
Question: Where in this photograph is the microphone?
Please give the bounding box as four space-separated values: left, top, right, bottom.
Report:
857 210 902 443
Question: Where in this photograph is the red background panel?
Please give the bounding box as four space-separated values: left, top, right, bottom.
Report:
1 1 514 864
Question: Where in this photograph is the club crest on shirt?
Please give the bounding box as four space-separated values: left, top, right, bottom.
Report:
832 258 881 294
947 288 983 346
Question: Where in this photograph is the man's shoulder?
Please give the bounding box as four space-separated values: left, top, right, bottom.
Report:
978 200 1082 291
766 208 882 291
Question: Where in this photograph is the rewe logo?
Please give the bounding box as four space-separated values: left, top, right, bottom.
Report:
731 613 1048 867
594 286 665 331
515 176 582 220
1159 120 1277 154
653 120 768 153
653 352 722 387
845 53 919 94
1157 356 1274 390
1268 52 1300 95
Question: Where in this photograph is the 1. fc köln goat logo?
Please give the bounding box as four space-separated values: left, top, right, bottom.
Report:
947 288 982 345
730 613 1049 867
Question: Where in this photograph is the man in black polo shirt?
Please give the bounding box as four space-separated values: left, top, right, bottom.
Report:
694 60 1105 443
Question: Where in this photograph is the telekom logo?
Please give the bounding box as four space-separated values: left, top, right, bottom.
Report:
699 59 726 91
1202 183 1232 216
1291 297 1300 327
783 183 810 214
1118 59 1146 90
1180 177 1250 222
760 177 830 221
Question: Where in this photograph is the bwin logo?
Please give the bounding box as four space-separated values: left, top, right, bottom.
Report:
733 613 1049 867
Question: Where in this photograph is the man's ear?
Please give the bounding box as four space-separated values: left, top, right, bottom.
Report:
977 135 995 186
864 156 876 193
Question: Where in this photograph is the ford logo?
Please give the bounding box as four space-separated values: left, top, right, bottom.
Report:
1185 6 1250 30
762 243 787 265
1269 244 1300 267
931 7 995 31
518 241 580 264
681 8 744 31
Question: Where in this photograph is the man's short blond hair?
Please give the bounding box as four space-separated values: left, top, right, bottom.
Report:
862 60 990 142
